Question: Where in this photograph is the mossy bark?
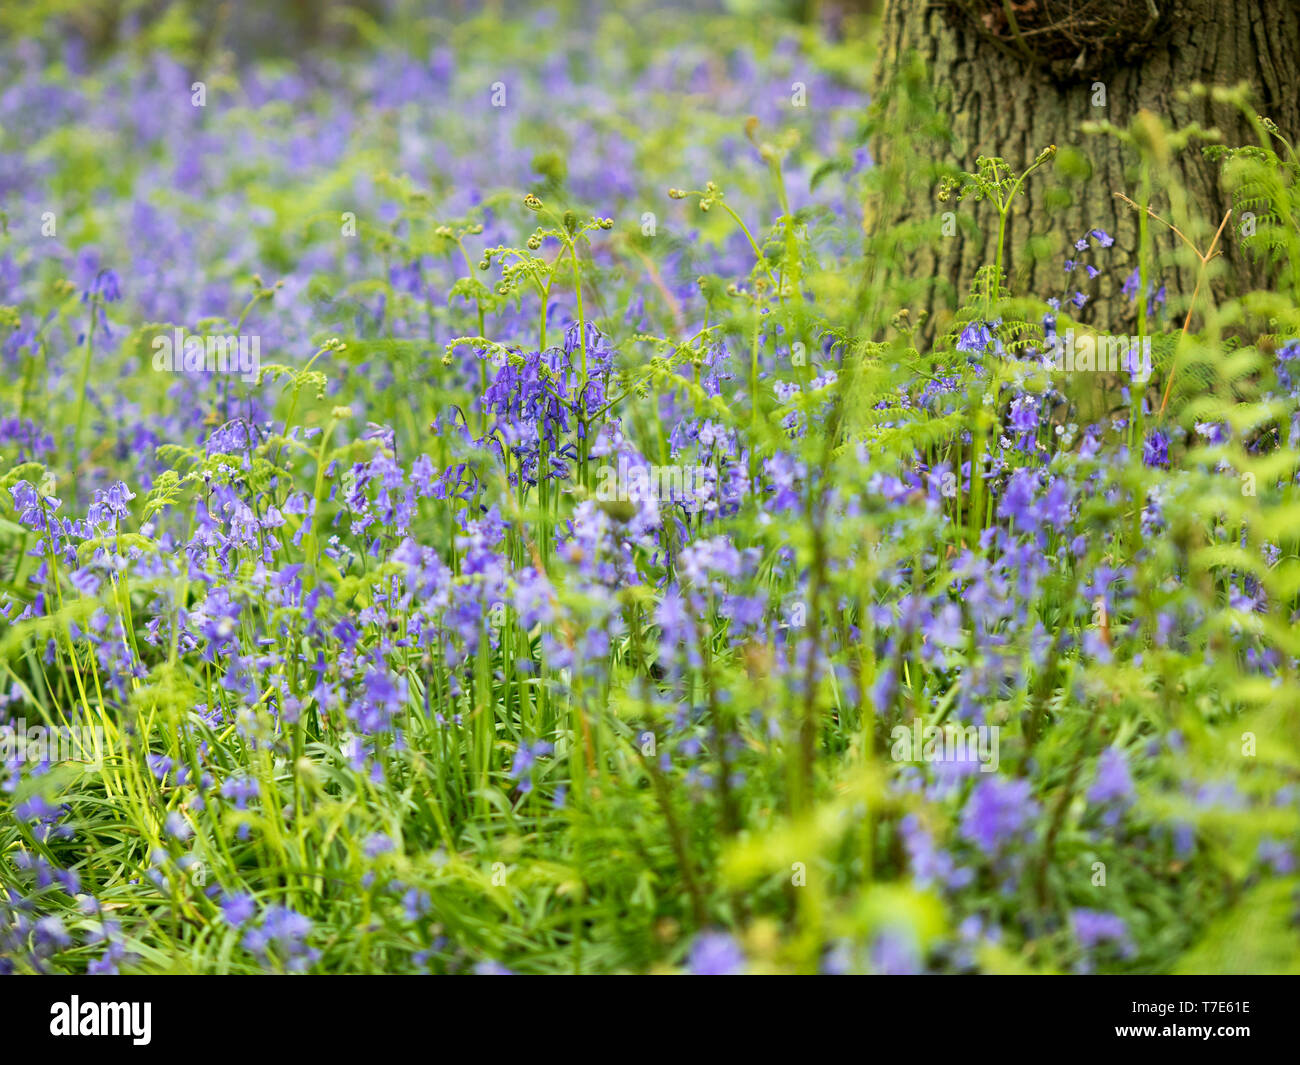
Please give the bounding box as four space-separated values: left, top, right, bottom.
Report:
869 0 1300 335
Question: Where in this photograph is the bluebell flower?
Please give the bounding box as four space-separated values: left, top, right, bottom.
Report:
960 776 1037 854
221 893 256 927
1071 908 1133 957
687 931 745 975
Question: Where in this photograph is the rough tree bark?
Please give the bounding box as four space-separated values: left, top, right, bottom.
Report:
868 0 1300 337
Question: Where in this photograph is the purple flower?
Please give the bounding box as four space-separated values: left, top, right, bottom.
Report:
901 814 972 890
221 893 256 927
243 905 319 972
1195 421 1230 445
1275 339 1300 393
1008 394 1040 434
1088 747 1134 806
1072 908 1132 955
687 931 746 975
35 915 71 950
957 320 993 355
960 777 1037 854
1257 838 1296 874
870 929 922 975
164 810 193 841
363 833 396 858
1143 429 1169 468
509 740 554 778
509 740 554 793
350 666 406 734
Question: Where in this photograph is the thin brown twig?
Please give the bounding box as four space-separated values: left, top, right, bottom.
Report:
1113 191 1220 262
1113 191 1231 417
1159 208 1233 416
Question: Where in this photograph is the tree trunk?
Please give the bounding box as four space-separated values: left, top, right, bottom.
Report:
868 0 1300 338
